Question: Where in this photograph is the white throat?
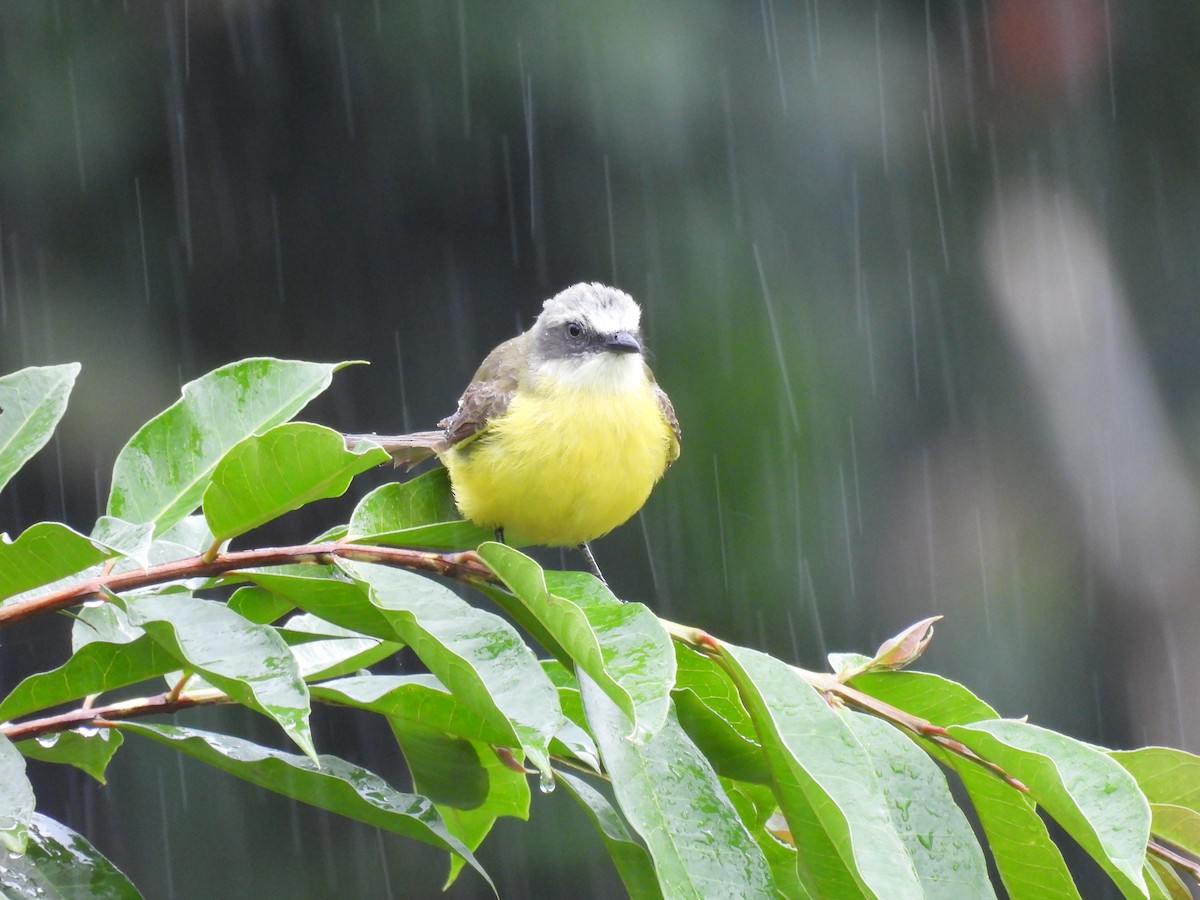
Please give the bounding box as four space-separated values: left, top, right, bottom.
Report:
535 352 645 392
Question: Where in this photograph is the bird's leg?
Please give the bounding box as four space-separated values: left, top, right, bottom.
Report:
494 527 506 544
579 543 607 584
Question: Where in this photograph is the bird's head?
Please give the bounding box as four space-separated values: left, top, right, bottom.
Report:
528 283 647 389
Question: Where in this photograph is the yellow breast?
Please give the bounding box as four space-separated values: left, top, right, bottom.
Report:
443 376 676 546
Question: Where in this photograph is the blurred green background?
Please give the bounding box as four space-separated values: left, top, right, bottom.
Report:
3 2 1200 896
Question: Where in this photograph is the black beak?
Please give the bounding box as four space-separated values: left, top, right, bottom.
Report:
605 331 642 354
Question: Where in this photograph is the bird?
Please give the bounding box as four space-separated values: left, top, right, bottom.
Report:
353 283 680 578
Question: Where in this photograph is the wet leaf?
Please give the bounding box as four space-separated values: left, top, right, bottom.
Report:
0 608 176 722
954 761 1081 900
121 722 494 893
311 674 511 746
0 363 80 496
16 728 124 784
203 422 388 544
480 544 673 740
336 560 562 779
580 673 774 899
118 591 315 761
347 468 495 549
0 522 110 604
107 358 358 535
1111 747 1200 811
435 737 530 889
277 612 400 681
0 813 142 899
559 770 663 900
950 720 1149 898
719 642 922 898
672 643 768 784
0 733 34 854
845 712 995 898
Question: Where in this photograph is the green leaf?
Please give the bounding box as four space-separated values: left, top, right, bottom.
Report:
950 720 1150 898
844 712 996 898
240 565 388 638
580 674 774 899
673 643 769 784
953 761 1081 900
392 722 489 809
435 737 530 889
0 604 178 722
121 722 494 892
0 733 34 853
90 516 156 571
1148 803 1200 857
0 363 80 495
0 522 110 604
227 584 294 624
278 613 401 681
559 770 663 900
848 669 999 725
119 591 315 761
0 813 142 900
347 468 495 549
479 544 673 740
203 422 389 544
17 728 124 783
1145 855 1191 900
1111 747 1200 811
311 675 511 746
107 358 358 535
718 642 921 898
336 560 562 779
851 670 1076 897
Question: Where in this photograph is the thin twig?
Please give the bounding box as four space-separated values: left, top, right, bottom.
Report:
0 541 493 628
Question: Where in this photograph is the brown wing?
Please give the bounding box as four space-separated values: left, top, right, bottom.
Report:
438 334 524 447
649 365 681 465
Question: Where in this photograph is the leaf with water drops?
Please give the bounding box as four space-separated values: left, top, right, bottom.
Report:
203 422 388 545
335 560 563 779
0 813 142 899
434 735 530 889
950 720 1149 898
673 643 769 784
718 641 923 898
121 722 494 894
480 544 674 740
347 468 495 549
0 363 80 496
0 605 178 722
277 612 401 681
0 734 34 854
16 728 124 784
954 760 1081 900
558 770 663 900
106 358 359 535
117 591 316 762
580 672 774 899
845 712 995 898
311 674 512 746
1111 747 1200 812
0 521 112 605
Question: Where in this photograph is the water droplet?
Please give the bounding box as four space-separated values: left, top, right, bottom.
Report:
538 770 556 794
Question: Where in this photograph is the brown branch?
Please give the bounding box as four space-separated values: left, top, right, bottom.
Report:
1148 838 1200 883
2 691 224 743
0 541 494 628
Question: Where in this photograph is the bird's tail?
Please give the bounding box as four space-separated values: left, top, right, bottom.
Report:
343 431 446 469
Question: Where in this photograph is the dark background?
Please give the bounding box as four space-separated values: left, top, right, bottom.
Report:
3 2 1200 897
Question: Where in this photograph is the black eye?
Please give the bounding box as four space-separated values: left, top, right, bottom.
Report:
565 322 583 339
